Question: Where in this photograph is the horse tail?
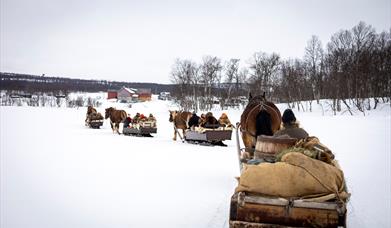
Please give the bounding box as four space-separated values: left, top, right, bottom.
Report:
255 110 273 136
120 110 127 122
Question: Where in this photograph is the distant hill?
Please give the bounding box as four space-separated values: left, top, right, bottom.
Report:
0 72 174 94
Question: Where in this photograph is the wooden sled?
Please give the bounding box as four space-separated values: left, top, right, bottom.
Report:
231 123 348 228
123 121 157 137
184 125 232 146
230 192 347 228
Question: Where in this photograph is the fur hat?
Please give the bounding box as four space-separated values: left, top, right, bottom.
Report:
282 109 296 124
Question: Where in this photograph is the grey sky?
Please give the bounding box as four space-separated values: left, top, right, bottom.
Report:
1 0 390 83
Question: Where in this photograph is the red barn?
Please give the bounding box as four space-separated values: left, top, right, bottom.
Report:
107 90 118 99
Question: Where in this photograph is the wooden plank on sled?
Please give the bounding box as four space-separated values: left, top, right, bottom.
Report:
88 120 103 129
230 192 346 228
185 130 232 142
123 127 157 135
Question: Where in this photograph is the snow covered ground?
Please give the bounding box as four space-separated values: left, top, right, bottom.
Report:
1 95 390 228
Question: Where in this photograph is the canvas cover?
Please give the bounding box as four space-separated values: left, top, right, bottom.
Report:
236 152 348 199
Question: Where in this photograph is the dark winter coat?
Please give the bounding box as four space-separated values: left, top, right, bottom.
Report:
188 114 200 128
124 117 132 128
274 122 309 139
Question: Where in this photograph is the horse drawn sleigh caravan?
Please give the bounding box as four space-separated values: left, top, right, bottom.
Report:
230 94 349 228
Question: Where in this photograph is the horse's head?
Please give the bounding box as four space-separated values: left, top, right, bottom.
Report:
169 110 177 122
105 107 114 119
248 92 267 104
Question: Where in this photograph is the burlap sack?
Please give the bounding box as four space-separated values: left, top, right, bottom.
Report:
89 112 104 120
236 152 346 198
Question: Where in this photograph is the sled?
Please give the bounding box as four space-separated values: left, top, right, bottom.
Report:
231 123 348 228
184 125 232 146
123 120 157 137
87 119 104 129
86 112 104 129
229 192 347 228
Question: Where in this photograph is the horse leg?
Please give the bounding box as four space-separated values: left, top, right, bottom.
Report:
110 121 115 133
173 128 177 141
116 123 121 134
182 129 186 140
242 132 255 149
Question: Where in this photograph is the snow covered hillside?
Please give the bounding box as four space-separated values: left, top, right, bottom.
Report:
1 95 390 228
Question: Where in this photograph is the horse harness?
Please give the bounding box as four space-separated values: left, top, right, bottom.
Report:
241 100 280 139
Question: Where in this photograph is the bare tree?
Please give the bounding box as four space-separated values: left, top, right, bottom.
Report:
170 58 199 110
222 59 240 107
248 51 280 96
199 56 222 110
304 35 324 104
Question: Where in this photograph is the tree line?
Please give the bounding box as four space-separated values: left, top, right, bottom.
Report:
170 21 391 114
0 72 174 95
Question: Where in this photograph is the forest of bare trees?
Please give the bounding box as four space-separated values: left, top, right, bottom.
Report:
170 22 390 113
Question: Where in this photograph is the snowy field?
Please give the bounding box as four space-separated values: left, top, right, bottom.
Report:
1 95 390 228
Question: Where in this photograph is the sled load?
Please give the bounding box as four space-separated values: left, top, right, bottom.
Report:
85 106 104 129
122 113 157 137
231 128 350 228
184 125 233 146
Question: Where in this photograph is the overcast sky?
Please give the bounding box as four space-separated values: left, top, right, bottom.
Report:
1 0 390 84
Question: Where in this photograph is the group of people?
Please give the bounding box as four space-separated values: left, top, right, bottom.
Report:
123 113 156 128
188 112 233 130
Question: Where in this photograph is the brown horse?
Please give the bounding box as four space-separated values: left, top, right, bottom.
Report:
240 93 282 150
169 110 192 141
85 106 97 124
105 107 127 134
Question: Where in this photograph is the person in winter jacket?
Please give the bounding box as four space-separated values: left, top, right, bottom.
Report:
188 112 200 130
274 109 309 139
124 114 132 128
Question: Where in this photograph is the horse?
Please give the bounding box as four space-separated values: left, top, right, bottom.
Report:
105 107 127 134
85 105 97 124
240 93 282 152
169 110 192 141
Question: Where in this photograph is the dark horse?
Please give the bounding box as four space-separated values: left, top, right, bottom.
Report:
85 106 97 124
105 107 127 134
240 93 282 150
169 110 192 141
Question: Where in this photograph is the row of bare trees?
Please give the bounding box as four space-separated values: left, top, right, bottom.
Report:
0 91 102 108
170 56 247 111
170 22 391 113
